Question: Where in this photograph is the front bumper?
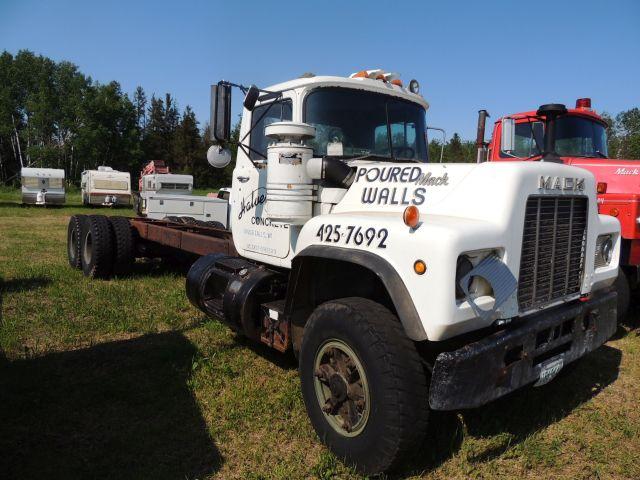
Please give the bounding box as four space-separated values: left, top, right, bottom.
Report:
429 290 617 410
88 193 131 206
22 192 66 205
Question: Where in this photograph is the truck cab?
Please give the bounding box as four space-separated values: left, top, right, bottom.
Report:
483 99 638 315
196 74 621 472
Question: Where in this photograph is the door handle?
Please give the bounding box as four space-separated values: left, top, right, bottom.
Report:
236 176 249 183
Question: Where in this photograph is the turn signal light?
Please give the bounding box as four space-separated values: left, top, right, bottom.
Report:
610 207 619 217
597 182 607 194
403 205 420 228
414 260 427 275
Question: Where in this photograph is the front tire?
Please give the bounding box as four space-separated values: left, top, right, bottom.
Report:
615 268 630 322
299 297 429 475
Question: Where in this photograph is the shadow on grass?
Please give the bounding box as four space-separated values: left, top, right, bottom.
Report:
390 344 622 478
236 334 299 371
0 276 52 294
115 255 200 279
0 332 221 480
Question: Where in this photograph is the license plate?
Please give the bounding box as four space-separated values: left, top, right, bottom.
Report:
534 356 564 387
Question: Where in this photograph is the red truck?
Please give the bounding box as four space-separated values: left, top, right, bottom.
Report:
476 99 635 318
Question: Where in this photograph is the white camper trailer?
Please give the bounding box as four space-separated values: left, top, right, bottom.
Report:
81 166 131 206
21 167 66 205
138 173 228 226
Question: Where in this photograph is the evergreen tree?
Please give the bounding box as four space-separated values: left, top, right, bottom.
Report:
133 86 147 133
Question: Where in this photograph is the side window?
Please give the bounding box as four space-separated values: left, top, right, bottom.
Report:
249 100 293 160
502 121 543 158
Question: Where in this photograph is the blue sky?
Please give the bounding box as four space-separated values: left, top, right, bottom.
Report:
1 0 639 140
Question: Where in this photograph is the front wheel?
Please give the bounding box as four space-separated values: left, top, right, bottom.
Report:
299 297 429 475
615 268 630 323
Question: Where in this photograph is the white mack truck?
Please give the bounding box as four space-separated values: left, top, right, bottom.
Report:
68 70 621 475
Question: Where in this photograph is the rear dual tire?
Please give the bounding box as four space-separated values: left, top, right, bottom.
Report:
67 214 87 269
108 216 135 275
69 215 135 278
299 297 429 475
80 215 113 278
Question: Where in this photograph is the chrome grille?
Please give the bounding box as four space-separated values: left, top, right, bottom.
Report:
518 196 588 311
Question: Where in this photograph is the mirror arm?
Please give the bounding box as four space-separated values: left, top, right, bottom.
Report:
220 80 280 97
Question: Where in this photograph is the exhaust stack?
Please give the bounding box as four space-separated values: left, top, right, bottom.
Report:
476 110 490 163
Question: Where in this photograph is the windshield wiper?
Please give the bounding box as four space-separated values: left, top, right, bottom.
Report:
576 151 608 159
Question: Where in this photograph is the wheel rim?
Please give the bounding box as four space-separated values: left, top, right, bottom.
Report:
313 339 370 437
83 232 93 265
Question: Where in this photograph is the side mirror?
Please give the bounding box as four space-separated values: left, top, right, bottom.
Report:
207 145 232 169
243 85 260 111
501 118 515 153
210 83 231 142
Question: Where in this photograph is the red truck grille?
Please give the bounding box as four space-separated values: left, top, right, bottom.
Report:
518 196 588 311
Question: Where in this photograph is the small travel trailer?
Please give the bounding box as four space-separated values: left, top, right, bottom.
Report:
81 166 131 206
21 167 66 205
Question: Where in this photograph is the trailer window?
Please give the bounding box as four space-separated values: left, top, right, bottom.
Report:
304 87 428 161
22 177 41 188
160 182 191 190
93 179 128 190
249 100 293 160
49 177 63 188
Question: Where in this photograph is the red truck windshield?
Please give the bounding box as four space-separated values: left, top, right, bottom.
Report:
503 116 608 158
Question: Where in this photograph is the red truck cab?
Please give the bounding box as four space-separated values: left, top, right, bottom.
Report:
481 99 637 317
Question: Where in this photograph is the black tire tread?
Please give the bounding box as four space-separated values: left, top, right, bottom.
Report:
67 214 86 269
615 268 630 323
108 216 135 275
81 215 114 279
300 297 429 474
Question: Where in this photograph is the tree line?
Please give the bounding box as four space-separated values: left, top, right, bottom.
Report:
1 50 639 189
0 50 232 188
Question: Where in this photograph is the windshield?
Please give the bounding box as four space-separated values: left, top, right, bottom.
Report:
501 116 608 158
304 87 428 162
555 116 608 157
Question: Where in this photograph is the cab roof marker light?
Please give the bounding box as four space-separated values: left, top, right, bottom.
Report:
349 69 384 79
576 98 592 109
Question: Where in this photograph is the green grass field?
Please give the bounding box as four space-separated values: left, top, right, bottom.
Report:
1 187 639 479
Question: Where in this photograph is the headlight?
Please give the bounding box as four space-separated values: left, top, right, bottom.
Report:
595 234 613 268
456 251 502 302
455 256 473 300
